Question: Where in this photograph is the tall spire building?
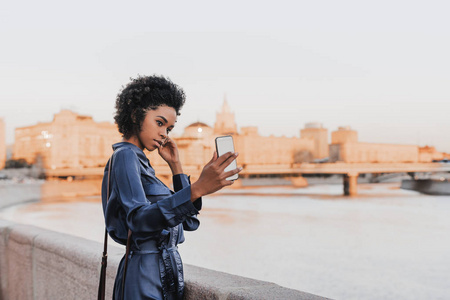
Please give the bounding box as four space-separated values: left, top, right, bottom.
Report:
214 96 238 135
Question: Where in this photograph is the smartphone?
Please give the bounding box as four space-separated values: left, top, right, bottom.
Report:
215 135 239 181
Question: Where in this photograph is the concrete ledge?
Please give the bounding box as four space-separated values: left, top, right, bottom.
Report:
184 264 326 300
0 220 13 300
0 221 328 300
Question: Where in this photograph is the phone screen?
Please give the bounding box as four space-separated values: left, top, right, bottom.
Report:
215 135 239 181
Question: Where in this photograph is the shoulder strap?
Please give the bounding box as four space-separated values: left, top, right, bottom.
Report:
98 158 112 300
98 156 133 300
121 229 132 298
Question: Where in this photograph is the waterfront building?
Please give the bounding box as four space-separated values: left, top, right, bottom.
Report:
13 110 121 169
149 102 316 176
0 118 5 169
329 125 420 163
330 142 419 163
329 125 429 163
174 103 315 168
331 126 358 144
177 122 215 166
418 146 444 162
235 127 315 165
214 98 238 135
148 121 215 171
300 122 329 159
12 101 446 175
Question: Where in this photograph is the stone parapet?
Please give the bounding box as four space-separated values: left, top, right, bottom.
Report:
0 220 328 300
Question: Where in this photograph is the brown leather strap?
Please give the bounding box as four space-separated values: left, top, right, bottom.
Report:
121 229 132 298
98 156 133 300
98 158 112 300
97 228 108 300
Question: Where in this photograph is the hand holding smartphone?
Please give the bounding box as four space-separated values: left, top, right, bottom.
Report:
215 135 239 181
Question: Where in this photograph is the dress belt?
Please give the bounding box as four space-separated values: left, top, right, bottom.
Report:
130 247 177 255
128 244 180 299
132 239 159 251
129 249 159 255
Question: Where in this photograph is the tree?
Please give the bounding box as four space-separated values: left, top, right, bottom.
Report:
4 159 31 169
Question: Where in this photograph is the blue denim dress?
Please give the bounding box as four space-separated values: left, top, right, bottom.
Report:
101 142 202 300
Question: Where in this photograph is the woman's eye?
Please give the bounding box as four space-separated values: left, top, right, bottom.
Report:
167 128 172 134
156 121 163 126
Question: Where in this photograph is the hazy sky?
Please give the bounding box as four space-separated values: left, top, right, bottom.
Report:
1 0 449 152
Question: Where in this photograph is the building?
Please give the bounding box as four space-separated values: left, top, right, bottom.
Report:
149 101 315 175
0 118 5 169
328 125 434 163
300 122 329 159
330 142 419 163
331 126 358 144
235 127 314 165
13 110 121 169
149 121 215 170
13 101 444 177
214 98 238 135
419 146 444 162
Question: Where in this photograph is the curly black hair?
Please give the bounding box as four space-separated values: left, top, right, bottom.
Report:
114 75 186 139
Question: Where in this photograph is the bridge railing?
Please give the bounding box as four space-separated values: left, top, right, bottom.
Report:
44 162 450 178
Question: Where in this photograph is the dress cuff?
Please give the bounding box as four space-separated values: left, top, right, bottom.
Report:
172 173 190 192
192 196 202 211
156 185 199 227
172 173 202 210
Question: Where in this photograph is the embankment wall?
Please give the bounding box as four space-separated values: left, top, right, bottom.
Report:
0 220 327 300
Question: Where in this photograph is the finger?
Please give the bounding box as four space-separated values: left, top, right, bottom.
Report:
216 151 237 166
222 179 234 186
218 152 239 169
206 151 218 165
222 167 242 179
162 137 171 147
158 143 165 154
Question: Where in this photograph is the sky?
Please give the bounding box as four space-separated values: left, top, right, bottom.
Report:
1 0 449 152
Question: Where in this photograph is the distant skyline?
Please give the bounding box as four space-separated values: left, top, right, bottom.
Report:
1 1 449 152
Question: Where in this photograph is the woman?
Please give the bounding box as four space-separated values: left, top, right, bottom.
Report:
101 75 241 300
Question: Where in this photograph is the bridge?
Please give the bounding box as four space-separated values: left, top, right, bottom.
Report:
45 162 450 196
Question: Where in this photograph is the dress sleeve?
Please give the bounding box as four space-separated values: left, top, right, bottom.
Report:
172 174 202 231
110 149 199 234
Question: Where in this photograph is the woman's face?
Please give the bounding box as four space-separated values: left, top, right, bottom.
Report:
136 105 177 151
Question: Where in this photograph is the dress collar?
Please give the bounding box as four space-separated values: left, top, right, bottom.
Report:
112 142 150 166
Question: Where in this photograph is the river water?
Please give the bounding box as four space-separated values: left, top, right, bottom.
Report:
0 181 449 300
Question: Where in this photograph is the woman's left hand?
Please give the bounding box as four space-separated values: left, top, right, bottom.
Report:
157 137 183 174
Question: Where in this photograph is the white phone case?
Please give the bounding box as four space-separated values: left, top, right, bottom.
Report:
215 135 239 181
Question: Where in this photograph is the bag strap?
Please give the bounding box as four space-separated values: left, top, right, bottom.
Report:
98 156 133 300
97 158 112 300
121 229 132 298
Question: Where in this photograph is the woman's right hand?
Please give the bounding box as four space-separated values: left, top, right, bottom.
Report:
190 151 242 201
